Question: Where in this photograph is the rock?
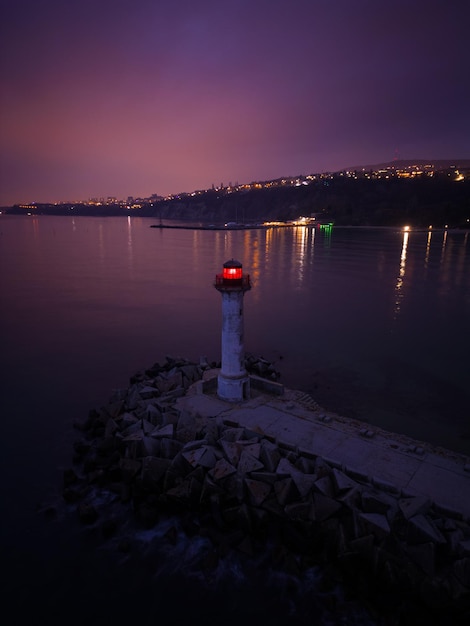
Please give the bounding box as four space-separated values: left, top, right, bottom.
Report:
63 468 79 488
348 534 375 559
453 557 470 587
361 491 391 515
220 427 245 442
141 456 171 486
244 478 271 506
139 385 158 400
73 440 91 457
314 493 343 522
274 477 296 506
102 519 118 539
458 539 470 557
314 475 334 497
284 500 314 521
359 513 391 540
238 449 264 475
104 417 119 438
236 535 254 557
209 458 237 481
63 487 84 503
261 496 284 517
240 441 261 458
180 364 201 386
405 542 435 577
260 440 281 472
176 410 198 442
182 445 217 469
250 471 280 485
160 438 184 459
407 514 446 545
220 440 241 466
150 423 174 439
77 502 98 525
119 458 141 482
200 475 226 501
143 403 162 424
202 419 219 445
331 468 358 494
399 496 431 520
156 371 183 393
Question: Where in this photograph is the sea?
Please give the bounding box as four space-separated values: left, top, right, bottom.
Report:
0 215 469 625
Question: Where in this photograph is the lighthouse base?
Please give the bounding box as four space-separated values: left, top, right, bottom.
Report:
217 373 250 402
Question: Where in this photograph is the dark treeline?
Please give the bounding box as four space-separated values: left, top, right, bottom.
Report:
5 175 470 228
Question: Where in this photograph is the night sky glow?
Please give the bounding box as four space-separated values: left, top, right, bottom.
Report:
1 0 469 205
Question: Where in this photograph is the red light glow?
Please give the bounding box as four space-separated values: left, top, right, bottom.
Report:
223 267 243 280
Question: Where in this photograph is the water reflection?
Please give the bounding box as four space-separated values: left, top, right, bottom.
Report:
319 223 333 247
32 216 39 239
394 227 409 318
98 222 105 264
293 226 308 287
425 229 432 268
127 216 134 273
441 228 448 264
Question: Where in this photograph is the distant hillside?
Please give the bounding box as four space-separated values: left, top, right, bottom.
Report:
4 161 470 228
344 159 470 172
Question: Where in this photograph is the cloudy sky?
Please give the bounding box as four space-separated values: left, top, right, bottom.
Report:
1 0 469 205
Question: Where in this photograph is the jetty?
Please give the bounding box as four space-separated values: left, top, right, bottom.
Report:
150 223 266 231
65 355 470 622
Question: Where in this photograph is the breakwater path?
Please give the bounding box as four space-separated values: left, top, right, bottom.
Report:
181 372 470 520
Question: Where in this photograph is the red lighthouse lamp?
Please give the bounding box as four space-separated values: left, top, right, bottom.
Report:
223 264 242 280
215 259 251 290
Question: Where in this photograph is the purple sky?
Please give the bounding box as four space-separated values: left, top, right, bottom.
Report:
1 0 469 205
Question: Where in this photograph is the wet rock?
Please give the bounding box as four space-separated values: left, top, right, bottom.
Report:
220 427 245 442
160 438 184 459
359 512 391 540
331 468 358 494
407 514 446 545
399 495 431 520
141 456 170 486
119 458 141 482
63 468 79 488
77 502 98 525
209 458 237 481
176 410 198 442
348 534 375 559
274 477 296 506
150 423 174 439
405 542 435 577
453 557 470 587
259 439 281 472
244 478 271 506
200 475 226 502
313 475 334 497
314 493 343 522
361 491 391 515
237 449 264 475
284 500 314 522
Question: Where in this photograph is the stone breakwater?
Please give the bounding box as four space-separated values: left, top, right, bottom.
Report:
65 356 470 622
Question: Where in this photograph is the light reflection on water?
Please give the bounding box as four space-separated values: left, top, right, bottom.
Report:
1 216 469 456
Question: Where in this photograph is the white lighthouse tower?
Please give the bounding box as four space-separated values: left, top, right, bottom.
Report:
214 259 251 402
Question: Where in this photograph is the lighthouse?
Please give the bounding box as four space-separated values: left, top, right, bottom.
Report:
214 259 251 401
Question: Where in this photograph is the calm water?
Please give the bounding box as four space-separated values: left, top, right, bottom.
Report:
1 215 469 625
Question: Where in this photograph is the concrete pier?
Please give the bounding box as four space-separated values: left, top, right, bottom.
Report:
178 372 470 520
